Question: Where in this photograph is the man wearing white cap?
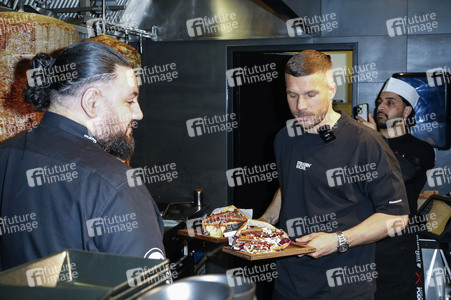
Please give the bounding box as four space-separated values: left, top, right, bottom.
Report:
357 77 435 214
359 77 417 134
357 77 435 300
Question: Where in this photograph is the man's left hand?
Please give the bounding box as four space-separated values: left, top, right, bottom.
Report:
355 113 377 130
295 232 338 258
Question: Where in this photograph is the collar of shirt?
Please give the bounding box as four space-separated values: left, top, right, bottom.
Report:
333 110 347 134
39 112 101 146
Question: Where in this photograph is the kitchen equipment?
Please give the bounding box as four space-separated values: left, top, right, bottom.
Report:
138 280 233 300
417 194 451 241
416 238 451 299
0 3 12 12
194 189 203 207
157 199 210 282
180 274 256 300
162 219 208 281
0 249 170 300
23 4 58 19
162 198 209 219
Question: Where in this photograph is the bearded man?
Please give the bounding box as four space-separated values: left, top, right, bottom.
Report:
0 42 165 271
357 77 435 216
357 77 435 299
271 50 409 300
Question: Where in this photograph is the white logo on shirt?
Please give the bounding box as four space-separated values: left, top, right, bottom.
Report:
388 199 402 204
296 161 312 170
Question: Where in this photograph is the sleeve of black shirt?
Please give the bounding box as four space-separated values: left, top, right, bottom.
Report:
362 135 410 216
86 180 166 259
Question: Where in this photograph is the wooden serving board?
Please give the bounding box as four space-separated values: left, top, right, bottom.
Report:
222 243 316 261
177 229 228 243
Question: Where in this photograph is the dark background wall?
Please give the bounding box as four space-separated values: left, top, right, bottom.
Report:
131 0 451 213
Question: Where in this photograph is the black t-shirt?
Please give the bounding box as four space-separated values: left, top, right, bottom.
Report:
0 112 165 270
273 112 409 300
387 134 435 214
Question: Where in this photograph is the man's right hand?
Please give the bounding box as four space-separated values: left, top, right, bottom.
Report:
355 113 377 130
295 232 339 259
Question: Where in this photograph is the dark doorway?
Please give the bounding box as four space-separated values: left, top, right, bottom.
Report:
228 51 291 218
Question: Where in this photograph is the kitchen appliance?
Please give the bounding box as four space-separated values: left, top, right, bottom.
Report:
180 274 256 300
158 199 210 282
0 249 170 299
416 238 451 299
162 220 207 282
138 280 233 300
417 194 451 242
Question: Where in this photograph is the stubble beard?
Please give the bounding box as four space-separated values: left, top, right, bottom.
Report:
293 109 327 131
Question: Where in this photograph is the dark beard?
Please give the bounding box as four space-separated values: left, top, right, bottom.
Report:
377 122 387 129
97 131 135 161
376 111 388 129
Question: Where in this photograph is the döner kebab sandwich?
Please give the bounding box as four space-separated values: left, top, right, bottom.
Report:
232 220 292 254
202 205 248 237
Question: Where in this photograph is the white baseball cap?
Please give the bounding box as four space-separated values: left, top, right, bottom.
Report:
381 77 420 108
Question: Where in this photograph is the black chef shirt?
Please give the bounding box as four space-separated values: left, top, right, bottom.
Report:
0 112 165 270
387 133 435 214
375 133 435 300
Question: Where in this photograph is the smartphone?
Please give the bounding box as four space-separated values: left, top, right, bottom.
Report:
354 103 369 122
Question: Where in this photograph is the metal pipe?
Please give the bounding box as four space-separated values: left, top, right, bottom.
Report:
49 6 124 13
139 33 143 54
17 0 24 12
102 0 106 34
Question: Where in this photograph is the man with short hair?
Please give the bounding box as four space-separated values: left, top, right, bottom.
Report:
356 77 435 299
271 50 409 299
0 42 165 271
